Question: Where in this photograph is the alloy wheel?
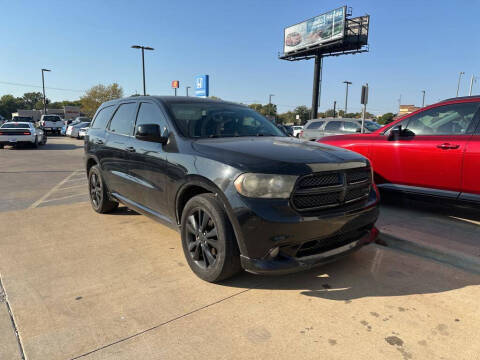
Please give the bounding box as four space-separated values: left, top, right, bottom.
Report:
89 172 102 209
186 208 219 269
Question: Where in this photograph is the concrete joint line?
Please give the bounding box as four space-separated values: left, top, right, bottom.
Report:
70 288 252 359
0 275 26 360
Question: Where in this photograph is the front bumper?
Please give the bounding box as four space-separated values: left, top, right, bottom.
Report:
227 185 380 275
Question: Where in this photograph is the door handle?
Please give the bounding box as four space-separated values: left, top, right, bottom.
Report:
436 143 460 150
125 146 136 153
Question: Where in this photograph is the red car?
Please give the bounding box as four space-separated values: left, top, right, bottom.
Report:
318 96 480 204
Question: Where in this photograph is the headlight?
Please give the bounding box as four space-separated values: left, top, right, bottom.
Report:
234 173 297 198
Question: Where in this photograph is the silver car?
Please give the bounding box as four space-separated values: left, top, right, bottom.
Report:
300 118 382 141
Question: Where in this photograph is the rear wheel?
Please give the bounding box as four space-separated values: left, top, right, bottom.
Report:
32 136 38 148
88 165 119 213
0 144 4 149
181 193 241 282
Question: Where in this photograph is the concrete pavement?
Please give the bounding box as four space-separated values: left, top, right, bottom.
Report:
0 202 479 360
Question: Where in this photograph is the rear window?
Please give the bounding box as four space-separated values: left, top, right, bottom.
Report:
306 121 324 129
1 123 31 129
13 116 33 122
43 116 61 121
91 106 115 130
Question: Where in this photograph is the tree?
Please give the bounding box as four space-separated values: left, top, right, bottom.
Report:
248 103 277 118
22 92 45 110
0 95 25 119
378 112 396 125
80 83 124 117
293 105 311 124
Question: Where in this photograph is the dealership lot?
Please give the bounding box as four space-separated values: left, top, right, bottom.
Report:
1 138 479 360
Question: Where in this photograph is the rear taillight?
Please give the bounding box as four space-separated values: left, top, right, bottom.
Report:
0 132 4 135
23 132 31 135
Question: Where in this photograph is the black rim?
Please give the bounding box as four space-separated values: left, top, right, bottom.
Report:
89 172 102 209
186 208 219 269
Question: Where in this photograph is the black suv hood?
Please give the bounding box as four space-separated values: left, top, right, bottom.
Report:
191 137 368 175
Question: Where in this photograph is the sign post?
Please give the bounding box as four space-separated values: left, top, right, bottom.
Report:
360 83 369 133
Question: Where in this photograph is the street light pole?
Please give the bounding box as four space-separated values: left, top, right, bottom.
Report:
333 100 337 118
343 81 352 114
186 86 191 96
268 94 275 119
456 71 465 97
469 75 476 96
41 68 51 114
421 90 426 107
131 45 154 96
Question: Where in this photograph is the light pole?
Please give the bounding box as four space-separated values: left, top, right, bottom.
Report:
343 81 352 114
186 86 191 97
268 94 275 119
41 68 51 114
333 100 337 118
131 45 154 96
421 90 426 107
456 71 465 97
469 75 477 96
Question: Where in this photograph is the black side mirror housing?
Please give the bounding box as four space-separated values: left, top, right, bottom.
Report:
135 124 169 144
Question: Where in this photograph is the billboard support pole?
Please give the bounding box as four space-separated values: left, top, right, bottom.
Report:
311 55 323 119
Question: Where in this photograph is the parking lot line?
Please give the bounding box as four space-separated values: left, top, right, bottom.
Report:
29 170 80 209
57 183 87 191
40 192 88 204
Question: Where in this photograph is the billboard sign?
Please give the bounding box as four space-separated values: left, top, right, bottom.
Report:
284 6 346 54
171 80 180 89
194 75 209 97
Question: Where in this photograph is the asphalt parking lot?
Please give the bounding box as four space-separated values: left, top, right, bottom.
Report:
1 137 479 360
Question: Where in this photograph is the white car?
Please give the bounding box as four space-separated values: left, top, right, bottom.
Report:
40 114 63 134
0 122 46 148
69 122 91 138
78 126 89 139
292 125 304 137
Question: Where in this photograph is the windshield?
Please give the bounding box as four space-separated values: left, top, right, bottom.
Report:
360 120 382 132
167 102 285 138
1 123 31 129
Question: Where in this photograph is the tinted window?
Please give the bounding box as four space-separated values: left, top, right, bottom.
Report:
343 121 360 132
135 103 167 131
325 121 342 131
405 102 480 135
91 106 115 129
306 121 324 129
1 123 31 129
167 103 284 138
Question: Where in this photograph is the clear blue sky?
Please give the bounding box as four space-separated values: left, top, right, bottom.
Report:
1 0 479 115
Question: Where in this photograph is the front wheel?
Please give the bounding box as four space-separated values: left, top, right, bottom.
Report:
88 165 119 213
181 193 241 282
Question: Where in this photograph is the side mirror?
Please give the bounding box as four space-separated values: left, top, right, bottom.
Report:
135 124 169 144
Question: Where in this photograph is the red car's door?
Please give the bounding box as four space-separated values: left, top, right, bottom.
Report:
460 130 480 200
370 101 480 194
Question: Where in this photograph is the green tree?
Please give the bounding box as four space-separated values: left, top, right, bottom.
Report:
248 103 277 118
378 112 396 125
293 105 311 124
0 95 25 119
80 83 124 117
22 92 45 110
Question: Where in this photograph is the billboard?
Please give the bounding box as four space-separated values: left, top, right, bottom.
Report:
194 75 209 97
284 6 346 54
171 80 180 88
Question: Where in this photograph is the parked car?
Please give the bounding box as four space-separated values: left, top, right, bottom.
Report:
85 96 379 282
40 114 63 135
291 125 304 137
68 121 90 138
12 115 36 124
0 122 46 148
300 118 382 141
78 126 89 139
318 96 480 204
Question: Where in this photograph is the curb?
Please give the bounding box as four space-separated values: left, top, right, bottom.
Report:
378 231 480 275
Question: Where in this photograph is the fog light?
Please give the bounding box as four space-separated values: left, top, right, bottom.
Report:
268 246 280 258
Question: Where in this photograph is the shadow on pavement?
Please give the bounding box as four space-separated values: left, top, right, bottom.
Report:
2 143 83 150
219 246 480 301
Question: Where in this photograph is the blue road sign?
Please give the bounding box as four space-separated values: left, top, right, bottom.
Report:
194 75 209 97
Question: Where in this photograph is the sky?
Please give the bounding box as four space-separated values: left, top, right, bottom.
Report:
1 0 479 115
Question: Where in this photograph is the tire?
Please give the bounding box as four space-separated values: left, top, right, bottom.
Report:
32 136 38 148
88 165 119 213
181 193 241 282
0 144 4 149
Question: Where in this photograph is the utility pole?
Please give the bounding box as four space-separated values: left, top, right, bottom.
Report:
186 86 191 96
398 94 402 113
343 81 352 114
268 94 275 119
131 45 154 96
333 101 337 118
469 75 476 96
41 68 51 114
421 90 426 107
361 83 369 133
456 71 465 97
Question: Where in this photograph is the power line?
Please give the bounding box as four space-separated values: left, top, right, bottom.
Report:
0 81 84 93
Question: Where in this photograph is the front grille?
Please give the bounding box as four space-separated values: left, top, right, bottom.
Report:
295 229 367 258
291 167 371 212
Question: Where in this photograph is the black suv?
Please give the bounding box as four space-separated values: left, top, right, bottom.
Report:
85 96 379 282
